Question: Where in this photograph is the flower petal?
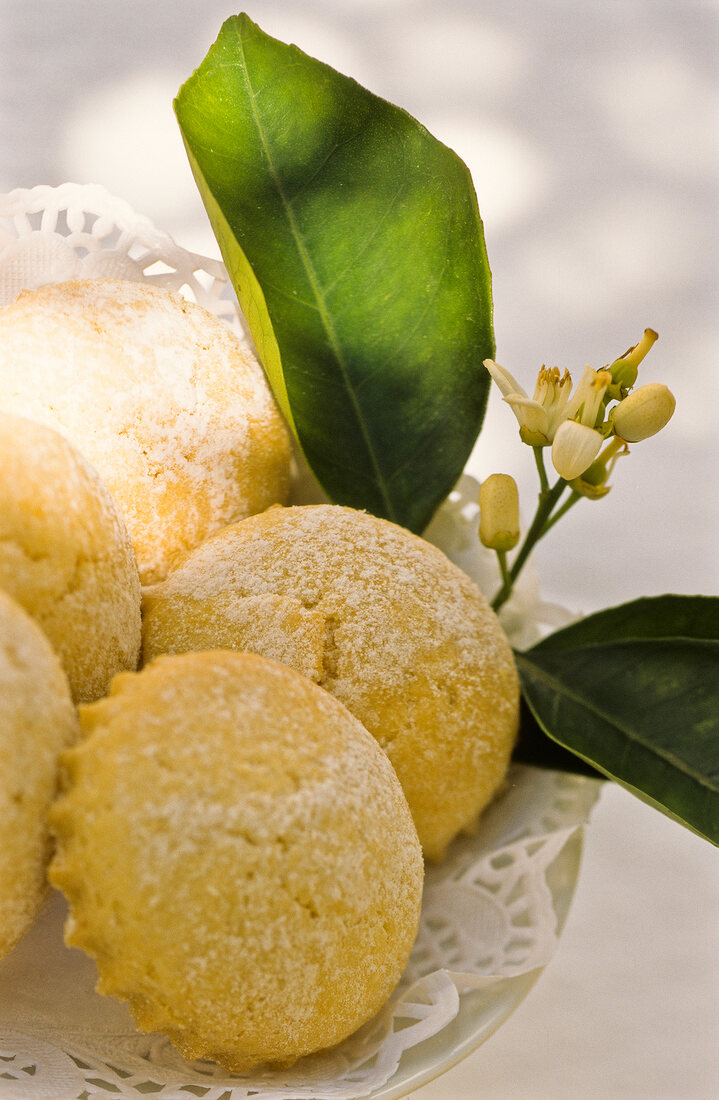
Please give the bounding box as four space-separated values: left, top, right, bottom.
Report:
503 395 551 441
564 365 610 427
551 420 604 480
483 359 529 401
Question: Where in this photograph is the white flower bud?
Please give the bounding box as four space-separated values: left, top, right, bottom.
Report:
479 474 520 551
611 383 676 442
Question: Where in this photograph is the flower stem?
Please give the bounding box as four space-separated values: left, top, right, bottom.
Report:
534 446 550 494
496 548 511 592
491 476 568 612
542 489 582 534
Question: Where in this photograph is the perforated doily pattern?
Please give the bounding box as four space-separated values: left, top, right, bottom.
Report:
0 182 239 330
0 185 601 1100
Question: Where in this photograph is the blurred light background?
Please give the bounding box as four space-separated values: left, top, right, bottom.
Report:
1 1 717 1097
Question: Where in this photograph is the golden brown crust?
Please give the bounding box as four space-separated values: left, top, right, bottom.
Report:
0 413 141 702
142 504 520 859
48 650 423 1071
0 278 291 583
0 590 78 960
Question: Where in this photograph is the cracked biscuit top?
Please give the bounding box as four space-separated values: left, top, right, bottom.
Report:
141 503 520 859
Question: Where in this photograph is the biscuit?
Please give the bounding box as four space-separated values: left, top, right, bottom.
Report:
0 413 141 702
0 278 291 583
0 590 78 960
142 504 520 859
48 650 423 1071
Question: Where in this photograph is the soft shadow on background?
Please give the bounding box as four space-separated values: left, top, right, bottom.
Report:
1 1 718 1097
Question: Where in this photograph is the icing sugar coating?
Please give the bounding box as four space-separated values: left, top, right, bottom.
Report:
0 413 141 702
49 650 423 1071
0 590 78 960
0 278 291 583
142 504 520 859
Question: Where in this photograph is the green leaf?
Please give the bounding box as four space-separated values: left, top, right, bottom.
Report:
532 593 719 649
512 697 606 779
174 13 494 532
515 596 719 844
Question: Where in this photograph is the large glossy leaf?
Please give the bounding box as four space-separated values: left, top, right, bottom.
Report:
175 13 494 532
515 596 719 844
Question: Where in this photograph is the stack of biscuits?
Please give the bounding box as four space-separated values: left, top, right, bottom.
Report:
0 278 518 1071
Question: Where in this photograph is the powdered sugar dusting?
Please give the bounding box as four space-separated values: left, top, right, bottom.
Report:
146 504 514 711
49 650 423 1070
0 279 291 583
0 412 141 702
0 589 78 958
142 504 520 859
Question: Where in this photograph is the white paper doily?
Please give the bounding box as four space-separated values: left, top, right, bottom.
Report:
0 184 602 1100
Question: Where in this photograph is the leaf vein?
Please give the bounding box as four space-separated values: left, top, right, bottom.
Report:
233 19 396 519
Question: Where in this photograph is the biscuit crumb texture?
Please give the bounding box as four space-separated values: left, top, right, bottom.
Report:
0 590 79 960
48 650 424 1072
0 413 141 702
142 504 521 859
0 279 291 583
